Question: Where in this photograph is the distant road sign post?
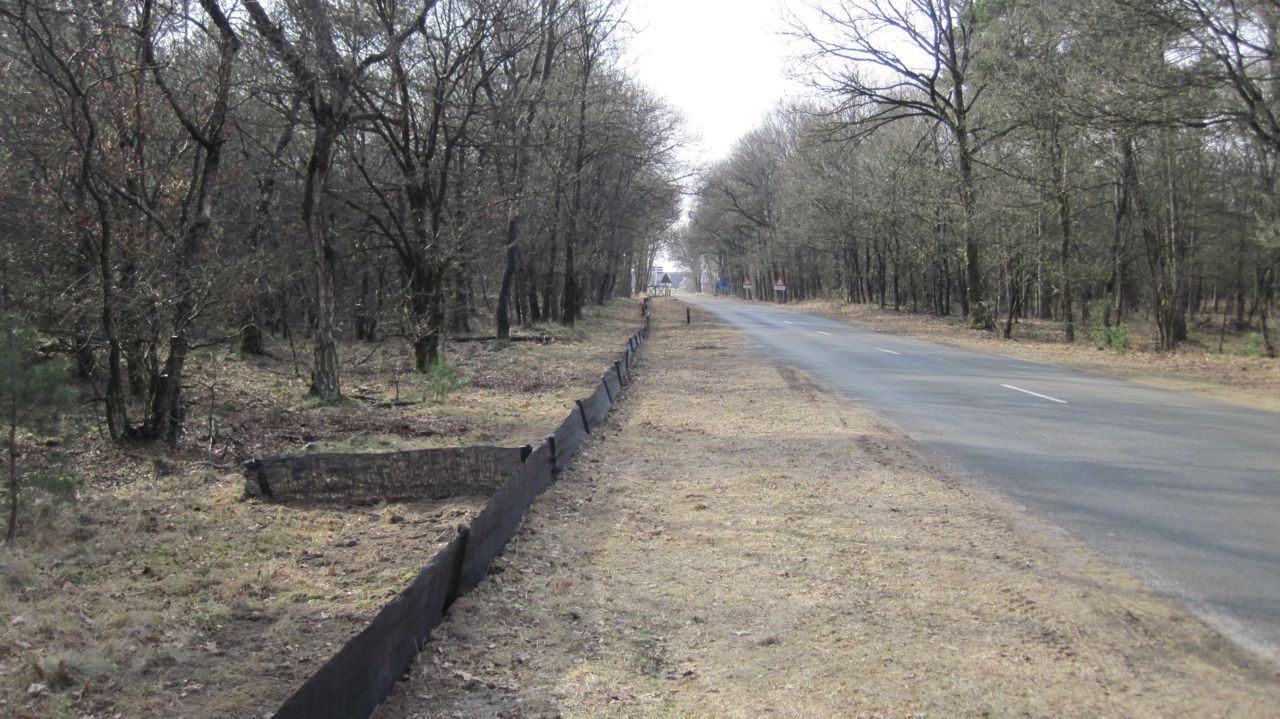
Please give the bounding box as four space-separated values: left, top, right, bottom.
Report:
773 278 786 302
742 279 753 300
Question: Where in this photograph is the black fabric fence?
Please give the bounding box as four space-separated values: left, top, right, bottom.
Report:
551 409 588 473
264 299 652 719
458 441 555 594
244 445 524 504
273 530 467 719
603 369 622 405
580 381 612 429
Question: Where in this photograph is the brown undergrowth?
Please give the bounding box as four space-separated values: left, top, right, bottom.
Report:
786 298 1280 412
375 297 1280 718
0 299 642 718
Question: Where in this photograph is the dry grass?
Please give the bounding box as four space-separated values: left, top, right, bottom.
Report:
375 298 1280 718
0 299 642 718
788 299 1280 412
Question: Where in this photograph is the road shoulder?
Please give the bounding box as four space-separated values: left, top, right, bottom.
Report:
375 298 1280 718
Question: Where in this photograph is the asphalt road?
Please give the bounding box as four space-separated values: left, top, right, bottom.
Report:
678 293 1280 662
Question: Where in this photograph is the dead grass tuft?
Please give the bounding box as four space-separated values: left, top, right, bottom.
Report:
1 552 38 591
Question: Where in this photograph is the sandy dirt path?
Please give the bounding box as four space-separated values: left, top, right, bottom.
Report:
374 299 1280 718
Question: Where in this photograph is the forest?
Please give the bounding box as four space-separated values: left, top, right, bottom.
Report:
0 0 682 445
3 0 1280 451
680 0 1280 354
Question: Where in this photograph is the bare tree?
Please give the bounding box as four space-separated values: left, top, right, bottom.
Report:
487 0 561 340
0 0 132 437
137 0 240 443
793 0 998 327
351 0 499 370
241 0 439 401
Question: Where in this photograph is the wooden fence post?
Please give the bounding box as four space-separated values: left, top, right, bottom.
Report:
445 527 470 608
575 399 591 434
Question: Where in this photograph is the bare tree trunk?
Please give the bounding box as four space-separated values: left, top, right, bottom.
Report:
561 38 593 326
142 0 239 444
957 132 988 328
496 225 519 339
1003 250 1019 340
305 122 342 400
240 100 300 355
1107 135 1136 326
450 257 472 334
6 420 16 543
1055 137 1075 343
409 260 447 372
1260 264 1278 357
97 206 130 439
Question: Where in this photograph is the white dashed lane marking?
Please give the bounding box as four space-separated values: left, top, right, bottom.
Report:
1001 384 1068 404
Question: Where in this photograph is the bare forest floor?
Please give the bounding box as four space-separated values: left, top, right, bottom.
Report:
0 298 643 718
374 298 1280 718
782 298 1280 412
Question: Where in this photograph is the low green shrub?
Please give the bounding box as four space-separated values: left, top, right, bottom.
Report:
28 457 80 501
420 355 470 402
1086 298 1129 352
1109 322 1132 352
1246 332 1265 358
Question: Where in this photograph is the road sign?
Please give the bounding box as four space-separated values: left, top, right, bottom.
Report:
715 279 729 290
773 278 786 292
743 280 754 290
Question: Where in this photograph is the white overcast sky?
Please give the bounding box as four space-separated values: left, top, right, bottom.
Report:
622 0 808 169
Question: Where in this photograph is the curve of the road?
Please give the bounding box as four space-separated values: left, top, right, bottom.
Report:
678 293 1280 663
